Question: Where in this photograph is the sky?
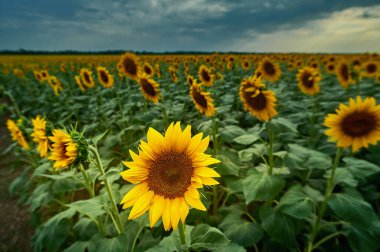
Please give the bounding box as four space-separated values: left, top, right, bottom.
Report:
0 0 379 53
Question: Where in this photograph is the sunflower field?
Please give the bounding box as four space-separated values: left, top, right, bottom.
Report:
1 52 380 252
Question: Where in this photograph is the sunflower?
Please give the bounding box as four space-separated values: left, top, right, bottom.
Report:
336 61 352 89
33 70 42 82
257 58 281 82
242 60 251 70
120 122 220 230
40 70 49 81
75 75 86 93
297 66 321 95
169 67 178 84
198 65 214 86
80 68 95 88
143 62 155 77
361 61 379 78
49 129 78 170
190 83 216 116
97 66 114 88
324 96 380 152
325 63 335 74
119 52 140 80
48 76 63 96
186 75 195 86
155 63 161 78
6 119 30 150
227 61 234 70
239 76 278 121
31 115 49 157
138 74 161 103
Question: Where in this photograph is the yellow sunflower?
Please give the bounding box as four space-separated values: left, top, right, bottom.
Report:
75 75 86 93
239 76 278 121
143 62 155 77
40 70 49 81
7 119 30 150
48 76 63 96
242 60 251 70
155 63 161 78
324 96 380 152
119 52 140 80
31 115 49 157
297 66 321 95
138 74 161 103
257 58 281 82
33 70 43 82
186 75 195 86
49 129 78 170
169 67 178 84
325 63 335 74
120 122 220 230
80 68 95 88
198 65 214 86
336 61 352 89
361 61 379 78
97 66 114 88
190 83 216 116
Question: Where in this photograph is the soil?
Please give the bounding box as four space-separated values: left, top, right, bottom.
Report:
0 117 33 252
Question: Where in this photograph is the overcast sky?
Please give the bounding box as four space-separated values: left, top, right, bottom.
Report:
0 0 379 52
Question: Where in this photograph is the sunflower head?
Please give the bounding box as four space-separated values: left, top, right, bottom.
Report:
119 52 140 80
138 74 161 103
143 62 155 76
80 68 95 88
75 75 86 93
169 67 178 84
324 96 380 152
190 83 216 117
198 65 214 86
31 115 49 157
239 76 278 121
120 122 220 230
362 61 379 77
6 119 30 150
97 66 114 88
297 66 321 95
258 58 282 82
336 61 352 89
186 75 195 86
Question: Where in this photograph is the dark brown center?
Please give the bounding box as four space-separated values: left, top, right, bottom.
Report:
192 88 208 109
340 64 349 81
328 65 335 71
366 64 376 74
83 72 91 83
123 57 137 75
341 112 376 137
100 70 109 83
301 71 314 88
140 78 156 96
144 65 152 75
245 89 267 111
148 152 193 198
201 69 211 82
263 61 275 75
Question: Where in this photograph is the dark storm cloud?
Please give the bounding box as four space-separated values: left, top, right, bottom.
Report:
0 0 379 52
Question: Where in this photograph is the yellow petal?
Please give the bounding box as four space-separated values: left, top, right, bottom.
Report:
171 198 181 230
184 190 206 211
128 190 154 220
179 198 189 223
194 167 221 177
162 198 172 231
120 182 149 205
200 177 219 185
149 195 165 228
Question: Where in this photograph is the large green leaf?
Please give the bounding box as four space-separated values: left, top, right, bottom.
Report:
343 157 380 181
284 144 331 170
190 224 230 250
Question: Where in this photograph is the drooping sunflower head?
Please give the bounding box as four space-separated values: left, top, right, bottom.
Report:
143 62 155 76
138 74 161 103
297 66 321 95
80 68 95 88
198 65 214 86
336 61 352 89
31 115 49 157
239 76 278 121
120 122 220 230
97 66 114 88
325 63 335 74
119 52 140 80
6 119 30 150
190 83 216 117
258 58 282 82
324 96 380 152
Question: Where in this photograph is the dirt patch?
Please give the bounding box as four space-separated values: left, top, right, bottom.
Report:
0 117 34 252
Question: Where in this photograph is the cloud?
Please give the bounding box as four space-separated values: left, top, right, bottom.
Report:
228 5 380 52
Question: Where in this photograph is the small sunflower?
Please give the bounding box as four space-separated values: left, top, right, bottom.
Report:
33 71 43 82
169 67 178 84
138 74 161 103
325 63 335 74
80 68 95 88
361 61 379 78
242 60 251 70
49 129 78 170
324 96 380 152
297 66 321 95
240 76 278 121
97 66 114 88
198 65 213 86
7 119 30 150
190 83 216 116
48 76 63 96
143 62 155 77
257 58 281 82
155 63 161 78
31 115 49 157
120 122 220 230
186 75 195 86
75 75 86 93
119 52 140 80
336 61 352 89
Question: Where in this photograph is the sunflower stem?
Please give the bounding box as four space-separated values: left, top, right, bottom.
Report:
267 129 274 176
79 163 95 198
89 145 124 234
212 116 219 215
305 147 342 252
178 221 188 251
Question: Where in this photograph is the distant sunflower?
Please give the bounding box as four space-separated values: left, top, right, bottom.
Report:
336 61 352 89
40 70 49 81
324 96 380 152
325 63 335 74
143 62 155 77
242 60 251 70
31 115 49 157
120 122 220 230
257 58 281 82
362 61 378 77
138 74 161 103
80 68 95 88
227 61 234 70
7 119 30 150
119 52 140 80
75 75 86 93
186 75 195 86
190 83 216 116
297 66 321 95
49 129 78 170
198 65 213 86
155 63 161 78
240 76 278 121
48 76 63 96
97 66 114 88
169 67 178 84
34 71 42 82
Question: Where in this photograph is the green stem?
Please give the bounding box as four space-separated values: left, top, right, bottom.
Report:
178 221 188 252
131 224 144 252
313 231 343 250
267 129 274 176
79 163 95 198
89 145 124 234
212 116 219 215
306 148 342 252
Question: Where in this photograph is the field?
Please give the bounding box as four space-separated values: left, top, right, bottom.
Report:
1 53 380 252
